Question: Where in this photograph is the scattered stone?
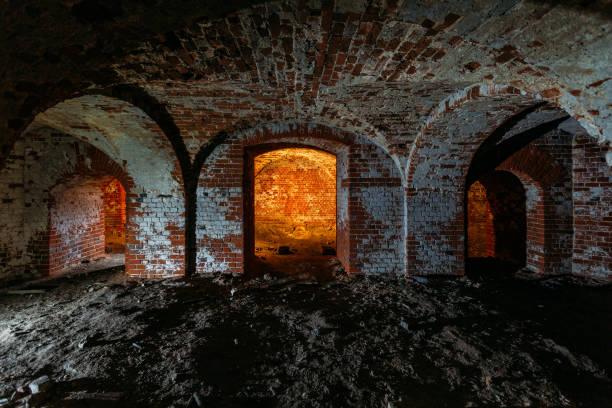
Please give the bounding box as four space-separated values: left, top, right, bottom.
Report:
0 264 610 407
28 375 51 394
64 391 122 402
162 281 186 287
78 338 88 349
189 392 202 407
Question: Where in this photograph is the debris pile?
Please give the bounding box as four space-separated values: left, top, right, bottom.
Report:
1 264 611 407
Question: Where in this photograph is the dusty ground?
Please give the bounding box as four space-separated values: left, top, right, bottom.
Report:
1 259 611 407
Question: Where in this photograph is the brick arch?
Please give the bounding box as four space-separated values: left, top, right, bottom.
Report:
29 95 186 278
497 145 564 190
405 82 590 276
49 144 135 194
406 94 537 275
32 95 184 191
187 108 398 165
409 82 604 178
197 122 406 276
407 84 533 183
252 144 337 181
45 145 133 276
18 137 137 277
496 145 571 274
243 143 338 275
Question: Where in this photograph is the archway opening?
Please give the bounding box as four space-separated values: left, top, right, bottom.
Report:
247 147 337 278
467 171 526 275
103 179 127 254
49 176 126 276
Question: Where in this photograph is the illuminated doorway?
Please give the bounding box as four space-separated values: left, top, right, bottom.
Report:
245 147 337 277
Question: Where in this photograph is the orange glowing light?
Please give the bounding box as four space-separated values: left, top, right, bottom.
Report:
254 148 336 258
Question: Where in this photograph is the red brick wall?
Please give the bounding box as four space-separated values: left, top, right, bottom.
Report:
406 96 532 275
197 123 404 276
49 180 106 276
335 146 350 270
30 95 187 279
253 148 336 256
407 95 577 276
498 138 573 274
515 175 547 273
103 179 126 253
572 134 612 279
0 128 139 281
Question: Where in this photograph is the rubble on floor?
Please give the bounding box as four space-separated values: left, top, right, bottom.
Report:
0 262 611 407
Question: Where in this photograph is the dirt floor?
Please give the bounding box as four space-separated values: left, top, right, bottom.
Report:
252 254 337 280
1 259 612 407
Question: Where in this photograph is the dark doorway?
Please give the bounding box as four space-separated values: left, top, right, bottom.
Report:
467 171 527 275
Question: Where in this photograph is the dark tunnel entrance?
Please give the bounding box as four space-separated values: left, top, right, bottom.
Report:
467 171 527 276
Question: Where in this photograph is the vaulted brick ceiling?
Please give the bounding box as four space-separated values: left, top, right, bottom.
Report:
1 0 610 163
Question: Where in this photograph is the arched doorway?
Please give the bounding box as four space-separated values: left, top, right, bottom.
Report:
102 178 127 254
197 123 405 277
245 146 337 278
467 171 527 274
49 176 126 276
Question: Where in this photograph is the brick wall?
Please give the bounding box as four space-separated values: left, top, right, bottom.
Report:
49 180 106 275
514 175 547 273
47 176 128 275
572 134 612 279
406 97 531 275
1 91 609 282
125 193 185 278
406 95 579 276
0 129 117 281
35 95 187 279
253 148 336 256
197 123 405 276
0 138 28 283
529 132 574 274
0 126 185 282
497 137 574 274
